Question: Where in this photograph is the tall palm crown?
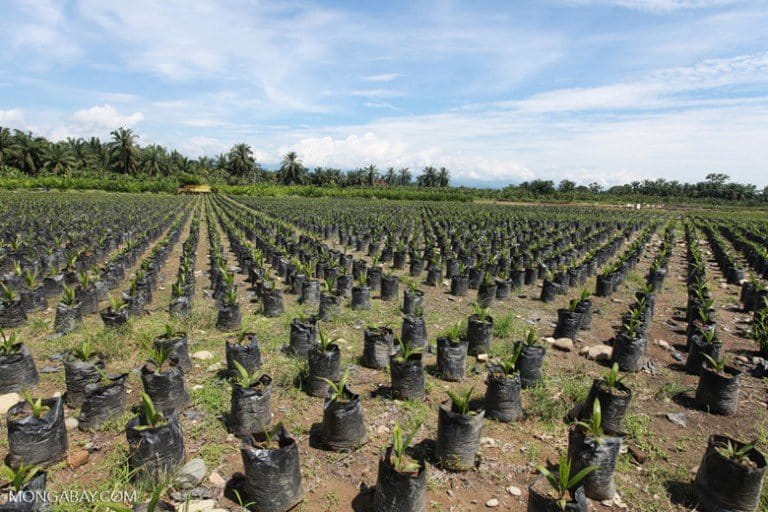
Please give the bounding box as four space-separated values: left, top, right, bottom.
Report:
109 127 139 174
280 151 306 185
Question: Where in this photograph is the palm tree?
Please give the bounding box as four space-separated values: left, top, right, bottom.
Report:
417 166 438 187
141 145 166 176
279 151 306 185
0 127 18 169
87 137 109 171
109 128 139 174
437 167 450 187
363 164 378 186
228 143 255 179
66 138 90 171
397 167 412 186
12 131 46 176
384 167 396 186
43 142 75 175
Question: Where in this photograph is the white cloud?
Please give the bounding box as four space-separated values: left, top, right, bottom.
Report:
564 0 740 12
361 73 402 82
0 108 25 126
71 105 144 131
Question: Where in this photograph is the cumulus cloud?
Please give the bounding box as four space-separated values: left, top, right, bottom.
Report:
0 108 25 126
71 105 144 131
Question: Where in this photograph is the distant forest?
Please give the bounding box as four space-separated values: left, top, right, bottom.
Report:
1 126 765 203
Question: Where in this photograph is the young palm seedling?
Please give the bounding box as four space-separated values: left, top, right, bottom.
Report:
534 455 597 511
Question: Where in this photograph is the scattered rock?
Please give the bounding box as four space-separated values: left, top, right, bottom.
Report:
752 357 765 366
192 350 214 361
579 346 589 356
208 471 226 488
585 345 612 361
192 384 204 391
628 446 647 464
170 488 214 502
184 500 215 512
553 338 574 352
0 393 20 414
671 351 684 362
206 362 222 372
734 355 749 364
67 449 89 469
176 458 207 489
506 485 522 496
666 412 687 428
65 417 79 430
544 337 556 345
656 340 670 351
480 437 499 448
485 498 499 508
477 353 489 362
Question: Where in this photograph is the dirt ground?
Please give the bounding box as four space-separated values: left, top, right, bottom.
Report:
4 196 767 512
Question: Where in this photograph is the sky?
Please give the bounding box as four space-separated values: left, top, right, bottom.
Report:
1 0 767 188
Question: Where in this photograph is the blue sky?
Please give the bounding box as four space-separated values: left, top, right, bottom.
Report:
1 0 767 187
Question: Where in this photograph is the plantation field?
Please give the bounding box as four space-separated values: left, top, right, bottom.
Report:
1 190 767 512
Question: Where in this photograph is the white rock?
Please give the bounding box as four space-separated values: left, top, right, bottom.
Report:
544 337 556 345
485 498 499 508
506 485 522 496
185 500 215 512
176 458 207 489
208 471 226 487
0 393 20 415
65 417 79 430
553 338 574 352
656 340 670 350
585 345 613 361
477 353 489 362
192 350 214 360
376 425 390 435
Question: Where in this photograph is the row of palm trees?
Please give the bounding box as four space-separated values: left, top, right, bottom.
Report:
0 127 452 187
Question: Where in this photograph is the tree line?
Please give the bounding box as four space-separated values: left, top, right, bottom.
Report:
0 127 451 188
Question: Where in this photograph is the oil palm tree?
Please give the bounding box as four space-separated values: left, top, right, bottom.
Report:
109 127 139 174
12 131 46 176
437 167 450 187
417 166 438 187
0 127 18 169
280 151 306 185
363 164 378 186
397 167 412 186
43 142 75 175
384 167 396 186
228 143 255 179
141 145 166 176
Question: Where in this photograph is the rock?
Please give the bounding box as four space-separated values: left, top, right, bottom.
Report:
376 425 390 435
720 283 728 289
184 500 215 512
656 340 670 351
553 338 574 352
485 498 499 508
628 445 647 464
544 337 556 345
752 357 765 366
176 458 207 489
585 345 612 361
192 350 214 361
579 346 589 355
40 365 62 373
65 417 79 430
170 488 214 502
67 449 89 469
0 393 20 415
192 384 204 391
206 362 222 372
506 485 522 496
666 412 687 428
734 355 749 364
477 353 489 362
208 471 226 488
671 351 684 362
480 437 499 448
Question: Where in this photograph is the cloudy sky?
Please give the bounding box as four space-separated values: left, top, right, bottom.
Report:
1 0 767 187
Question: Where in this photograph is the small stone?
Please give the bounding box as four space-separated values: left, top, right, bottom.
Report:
192 384 204 391
184 500 215 512
65 417 79 430
544 337 556 345
752 357 764 365
553 338 574 352
485 498 499 508
585 345 612 361
579 346 589 355
176 458 207 489
67 449 89 469
601 498 614 507
192 350 214 360
507 485 522 496
628 446 647 464
0 393 20 414
376 425 390 435
656 340 670 350
477 353 489 362
208 471 226 488
206 362 222 372
671 351 684 362
480 437 499 448
40 366 61 374
666 412 687 428
720 283 728 289
734 355 749 364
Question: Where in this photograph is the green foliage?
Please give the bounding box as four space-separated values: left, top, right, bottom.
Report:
537 455 598 510
575 399 604 441
0 463 42 491
21 390 49 419
603 363 624 388
321 369 351 402
389 421 422 473
132 392 166 430
446 386 474 415
0 328 20 355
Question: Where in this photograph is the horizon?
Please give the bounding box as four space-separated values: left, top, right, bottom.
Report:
2 0 767 187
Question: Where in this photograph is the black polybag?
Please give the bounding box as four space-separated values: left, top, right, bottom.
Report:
389 353 426 401
436 337 468 382
226 334 262 376
7 396 68 468
436 400 484 471
0 344 39 394
321 386 367 451
78 373 128 431
516 342 546 389
695 366 740 415
241 425 303 512
64 355 105 407
567 426 622 501
140 363 189 415
126 410 185 482
373 447 426 512
306 345 341 398
363 327 394 370
579 379 632 435
466 315 493 356
230 375 272 437
484 367 522 422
